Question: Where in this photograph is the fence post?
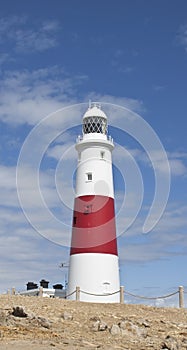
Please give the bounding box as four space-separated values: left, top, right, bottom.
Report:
76 286 80 301
39 286 43 297
179 286 184 308
11 287 16 295
120 286 124 304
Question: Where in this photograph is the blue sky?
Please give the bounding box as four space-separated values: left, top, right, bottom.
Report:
0 0 187 306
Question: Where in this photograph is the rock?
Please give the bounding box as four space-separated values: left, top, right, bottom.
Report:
182 338 187 345
81 339 100 348
118 320 126 330
0 310 7 325
29 315 52 329
178 323 187 328
138 319 151 328
61 311 73 321
118 320 147 338
161 335 179 350
89 316 100 322
98 321 107 331
91 320 107 332
131 324 147 338
110 324 121 336
37 316 51 329
12 307 28 318
92 320 100 332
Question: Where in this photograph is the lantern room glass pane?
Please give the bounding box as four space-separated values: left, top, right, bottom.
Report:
83 116 107 135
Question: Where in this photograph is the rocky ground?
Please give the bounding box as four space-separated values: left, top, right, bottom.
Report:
0 295 187 349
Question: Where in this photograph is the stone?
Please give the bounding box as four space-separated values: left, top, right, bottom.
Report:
61 311 73 321
12 307 28 318
118 320 127 330
91 320 107 332
0 310 7 326
81 339 100 348
118 320 147 338
182 338 187 346
89 316 100 322
161 335 179 350
37 316 51 329
92 320 100 332
131 324 147 337
110 324 121 336
98 321 107 331
138 319 151 328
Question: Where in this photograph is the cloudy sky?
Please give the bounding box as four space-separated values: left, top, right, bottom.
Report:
0 0 187 306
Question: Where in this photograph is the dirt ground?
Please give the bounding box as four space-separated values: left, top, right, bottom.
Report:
0 294 187 349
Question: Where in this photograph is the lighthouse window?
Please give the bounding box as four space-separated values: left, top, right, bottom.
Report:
87 172 92 181
83 117 107 134
73 216 77 225
84 205 92 214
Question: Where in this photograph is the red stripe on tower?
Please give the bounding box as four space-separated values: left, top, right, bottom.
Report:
67 103 120 302
71 195 118 255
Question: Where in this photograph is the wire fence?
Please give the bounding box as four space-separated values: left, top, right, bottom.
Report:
65 285 185 308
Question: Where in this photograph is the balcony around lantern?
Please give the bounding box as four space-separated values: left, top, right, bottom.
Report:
76 133 113 145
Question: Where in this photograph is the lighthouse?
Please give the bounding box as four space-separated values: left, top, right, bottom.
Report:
67 103 120 302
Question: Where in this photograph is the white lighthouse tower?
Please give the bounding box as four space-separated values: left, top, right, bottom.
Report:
67 103 120 302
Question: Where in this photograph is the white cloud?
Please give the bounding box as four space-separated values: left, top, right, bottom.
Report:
120 147 187 177
0 208 25 225
150 150 187 176
0 15 26 34
0 53 12 66
0 224 69 293
119 66 134 74
47 142 77 161
0 165 59 209
111 49 135 74
0 164 70 292
0 165 16 189
165 159 186 176
0 161 72 217
114 144 142 161
0 224 70 290
153 84 166 92
153 204 187 236
0 15 59 53
14 26 58 53
119 241 167 263
118 201 187 265
168 151 187 175
177 24 187 52
87 92 144 114
0 67 86 125
0 165 20 207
